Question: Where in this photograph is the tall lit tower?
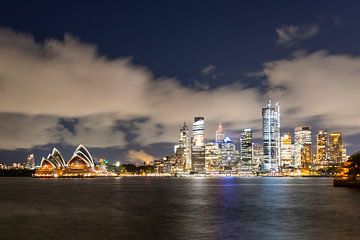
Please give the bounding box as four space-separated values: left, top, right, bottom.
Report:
25 154 35 169
280 132 293 167
240 129 253 171
178 122 191 170
262 100 281 171
191 117 205 172
329 132 343 166
316 130 329 167
294 126 312 168
215 122 225 144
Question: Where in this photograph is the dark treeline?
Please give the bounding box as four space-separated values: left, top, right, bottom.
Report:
0 169 35 177
119 164 154 174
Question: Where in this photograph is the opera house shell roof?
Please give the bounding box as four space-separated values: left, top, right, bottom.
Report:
35 144 96 177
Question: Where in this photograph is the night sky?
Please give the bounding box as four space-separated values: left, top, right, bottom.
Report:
1 0 360 164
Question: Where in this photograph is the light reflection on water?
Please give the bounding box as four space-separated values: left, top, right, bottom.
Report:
0 177 359 240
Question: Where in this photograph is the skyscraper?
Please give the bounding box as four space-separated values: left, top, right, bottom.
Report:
191 117 205 172
221 137 238 171
175 122 191 170
329 132 343 166
252 143 263 170
25 154 35 169
205 142 221 172
215 122 225 144
294 126 312 168
316 130 329 167
280 132 293 167
262 100 281 171
342 145 347 163
240 128 253 171
301 143 313 168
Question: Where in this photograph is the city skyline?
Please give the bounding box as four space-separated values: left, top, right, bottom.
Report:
1 1 360 164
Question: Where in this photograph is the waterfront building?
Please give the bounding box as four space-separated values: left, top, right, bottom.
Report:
215 122 225 144
316 130 329 168
63 145 95 177
240 129 253 172
342 145 347 163
221 137 239 171
329 132 343 166
35 148 66 177
191 117 206 173
174 122 191 171
153 156 172 175
35 145 98 177
280 132 293 167
262 100 281 171
25 154 35 169
252 143 263 171
294 126 312 168
205 142 221 172
301 143 313 169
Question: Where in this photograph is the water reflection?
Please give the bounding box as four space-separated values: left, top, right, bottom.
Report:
0 177 359 240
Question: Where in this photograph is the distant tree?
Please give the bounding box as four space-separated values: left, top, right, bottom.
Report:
326 166 342 175
348 151 360 180
122 164 137 173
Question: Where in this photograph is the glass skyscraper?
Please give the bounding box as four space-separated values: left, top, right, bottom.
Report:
316 130 329 167
191 117 205 173
215 122 225 144
329 132 343 166
262 100 281 171
294 126 312 168
240 128 253 171
280 132 293 167
175 122 191 171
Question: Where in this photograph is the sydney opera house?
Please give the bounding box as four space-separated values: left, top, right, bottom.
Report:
34 144 114 178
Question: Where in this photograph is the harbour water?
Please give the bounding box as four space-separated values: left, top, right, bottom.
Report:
0 177 359 240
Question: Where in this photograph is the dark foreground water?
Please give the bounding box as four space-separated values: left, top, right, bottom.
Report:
0 177 359 240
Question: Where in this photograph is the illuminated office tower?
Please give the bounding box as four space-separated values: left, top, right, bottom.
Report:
240 129 253 171
252 143 263 170
315 130 329 167
280 132 293 167
215 122 225 144
191 117 205 172
221 137 238 170
175 122 191 171
329 132 343 166
205 142 221 172
25 154 35 169
301 143 313 168
342 145 347 163
294 126 312 168
262 100 281 171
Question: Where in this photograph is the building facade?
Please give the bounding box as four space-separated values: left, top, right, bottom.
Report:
175 122 191 170
315 130 329 168
215 122 225 144
280 132 293 167
240 128 253 172
262 100 281 171
205 142 221 172
191 117 206 173
329 132 343 166
252 143 263 171
294 126 312 168
221 137 238 171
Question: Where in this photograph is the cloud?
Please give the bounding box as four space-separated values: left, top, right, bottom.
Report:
276 24 319 47
201 64 216 75
193 79 210 90
0 27 264 150
2 27 359 155
127 150 154 164
263 50 360 138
